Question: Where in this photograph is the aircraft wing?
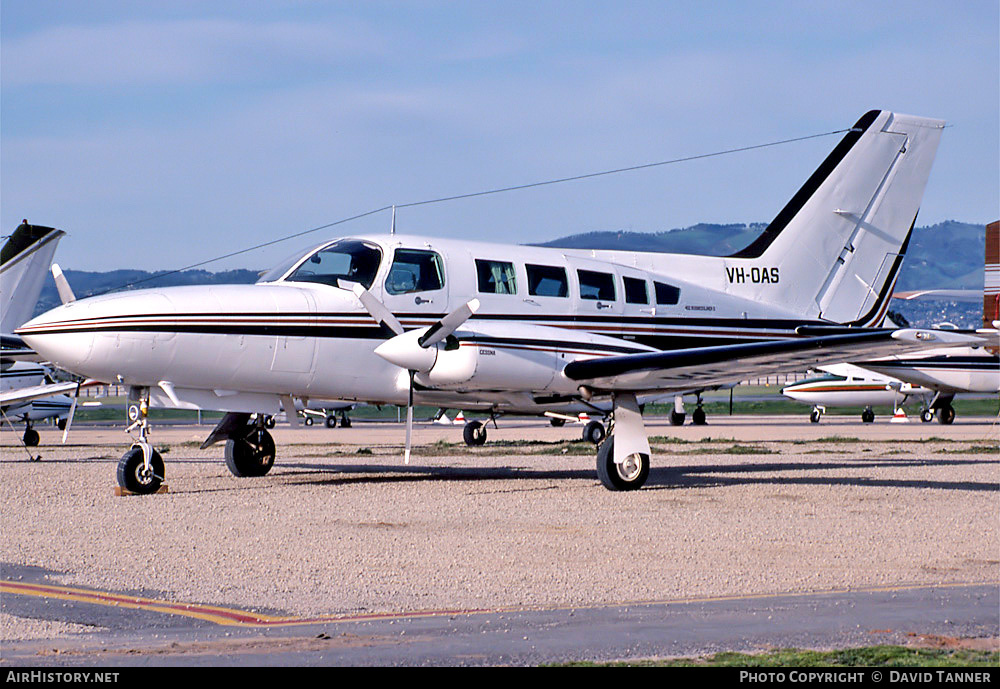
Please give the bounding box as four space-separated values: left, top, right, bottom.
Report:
563 328 986 394
0 379 99 408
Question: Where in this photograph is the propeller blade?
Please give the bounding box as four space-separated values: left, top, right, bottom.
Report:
352 284 404 336
62 382 80 444
418 298 480 348
404 371 414 464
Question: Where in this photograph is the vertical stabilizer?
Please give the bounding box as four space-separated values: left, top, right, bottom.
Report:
0 221 65 333
985 220 999 328
728 111 944 325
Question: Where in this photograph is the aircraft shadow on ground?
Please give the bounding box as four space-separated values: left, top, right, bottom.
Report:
175 455 999 495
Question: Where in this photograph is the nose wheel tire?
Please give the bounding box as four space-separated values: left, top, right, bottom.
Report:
582 420 606 445
117 447 165 495
225 429 276 477
596 437 649 491
22 428 40 447
809 409 822 423
463 420 487 446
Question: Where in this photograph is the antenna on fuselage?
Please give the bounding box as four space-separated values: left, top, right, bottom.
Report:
390 205 396 236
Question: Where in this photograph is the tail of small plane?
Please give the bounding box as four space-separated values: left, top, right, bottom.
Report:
0 221 65 334
729 111 945 326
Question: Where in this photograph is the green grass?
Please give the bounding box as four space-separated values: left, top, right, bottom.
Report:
558 645 998 667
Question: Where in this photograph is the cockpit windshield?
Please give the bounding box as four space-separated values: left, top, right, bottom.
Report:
275 239 383 289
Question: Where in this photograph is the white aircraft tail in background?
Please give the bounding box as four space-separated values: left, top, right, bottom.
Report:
1 221 65 335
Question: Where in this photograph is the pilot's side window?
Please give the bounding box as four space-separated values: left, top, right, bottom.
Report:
283 239 382 289
475 259 518 295
386 249 445 295
526 264 568 298
623 276 649 304
654 281 681 305
578 269 615 301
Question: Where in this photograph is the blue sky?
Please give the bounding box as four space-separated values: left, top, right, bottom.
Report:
2 1 997 271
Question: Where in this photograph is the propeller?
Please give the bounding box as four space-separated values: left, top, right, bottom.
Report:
353 284 480 463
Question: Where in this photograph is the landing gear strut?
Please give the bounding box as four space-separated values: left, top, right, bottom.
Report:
116 387 164 494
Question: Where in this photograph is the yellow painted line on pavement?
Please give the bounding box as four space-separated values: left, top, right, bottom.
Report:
2 579 995 628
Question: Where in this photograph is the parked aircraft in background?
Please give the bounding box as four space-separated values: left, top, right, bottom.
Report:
784 221 999 424
0 221 87 446
20 110 984 493
781 363 930 423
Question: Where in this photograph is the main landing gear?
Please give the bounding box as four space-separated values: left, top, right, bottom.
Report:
668 394 707 426
203 412 277 477
595 393 652 492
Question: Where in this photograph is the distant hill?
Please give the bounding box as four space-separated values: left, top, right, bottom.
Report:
537 220 987 292
33 268 260 316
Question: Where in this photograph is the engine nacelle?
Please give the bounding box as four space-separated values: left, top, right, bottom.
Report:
415 322 657 394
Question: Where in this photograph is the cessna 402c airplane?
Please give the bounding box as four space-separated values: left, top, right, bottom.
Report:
17 110 985 493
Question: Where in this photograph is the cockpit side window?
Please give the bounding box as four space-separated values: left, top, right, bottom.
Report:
385 249 445 295
284 240 382 289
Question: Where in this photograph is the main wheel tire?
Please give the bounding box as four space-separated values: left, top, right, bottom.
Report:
57 418 68 431
861 408 875 423
669 411 685 426
809 409 821 423
937 405 956 425
325 415 337 428
595 437 650 491
920 408 934 423
304 416 314 426
549 417 566 427
23 428 40 447
463 420 487 446
116 447 164 495
225 429 276 477
692 407 707 425
340 416 352 428
583 420 606 445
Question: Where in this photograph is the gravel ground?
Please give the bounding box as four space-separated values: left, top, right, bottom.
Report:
2 417 997 635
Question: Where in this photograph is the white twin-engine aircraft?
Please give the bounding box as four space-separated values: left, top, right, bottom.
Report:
17 110 983 493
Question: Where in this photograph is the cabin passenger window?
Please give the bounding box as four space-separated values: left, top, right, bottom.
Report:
623 277 649 304
654 281 681 305
577 270 615 301
284 239 382 289
475 259 518 295
385 249 445 295
526 264 568 298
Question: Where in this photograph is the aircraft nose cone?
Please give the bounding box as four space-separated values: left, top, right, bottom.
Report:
17 301 97 375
